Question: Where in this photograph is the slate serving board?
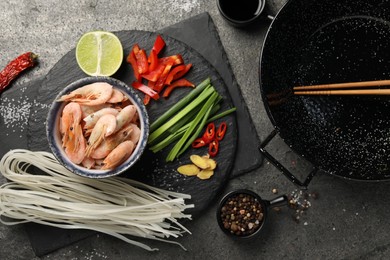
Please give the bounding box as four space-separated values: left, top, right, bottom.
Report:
28 29 238 214
0 13 263 256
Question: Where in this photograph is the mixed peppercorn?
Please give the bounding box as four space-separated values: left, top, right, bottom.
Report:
220 193 264 236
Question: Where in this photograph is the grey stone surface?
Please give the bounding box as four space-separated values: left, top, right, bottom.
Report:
1 0 390 259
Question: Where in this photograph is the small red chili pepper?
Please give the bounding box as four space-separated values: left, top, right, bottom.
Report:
216 122 227 141
209 140 219 157
202 123 215 144
192 137 206 148
0 52 38 93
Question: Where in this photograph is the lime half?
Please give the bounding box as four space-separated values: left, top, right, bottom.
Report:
76 31 123 76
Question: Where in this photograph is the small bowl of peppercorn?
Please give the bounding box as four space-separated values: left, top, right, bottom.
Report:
217 189 288 238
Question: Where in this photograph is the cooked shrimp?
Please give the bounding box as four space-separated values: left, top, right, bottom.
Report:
129 123 141 144
114 105 137 133
64 125 86 164
81 156 95 169
80 103 114 118
107 89 126 103
91 124 134 159
85 114 117 157
60 102 82 148
57 82 113 106
83 107 120 130
101 140 135 170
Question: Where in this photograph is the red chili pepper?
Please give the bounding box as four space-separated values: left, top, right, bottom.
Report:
148 49 158 72
154 60 174 92
165 65 186 85
143 94 151 105
135 49 149 74
172 63 192 81
142 63 165 82
209 140 219 157
216 122 227 141
152 35 166 55
162 78 194 98
0 52 38 93
131 81 160 100
132 44 140 54
192 137 206 148
126 49 141 82
202 123 215 144
159 55 183 66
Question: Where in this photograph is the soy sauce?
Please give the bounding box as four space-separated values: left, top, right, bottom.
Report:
219 0 262 21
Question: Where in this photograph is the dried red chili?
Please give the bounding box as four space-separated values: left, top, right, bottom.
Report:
216 122 227 141
0 52 38 93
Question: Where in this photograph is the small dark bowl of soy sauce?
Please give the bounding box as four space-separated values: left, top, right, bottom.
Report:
217 0 266 27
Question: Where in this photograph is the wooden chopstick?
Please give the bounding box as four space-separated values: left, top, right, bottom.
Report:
293 79 390 95
294 89 390 95
293 79 390 91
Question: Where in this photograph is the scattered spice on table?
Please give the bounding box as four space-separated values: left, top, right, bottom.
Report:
288 189 318 223
220 193 264 236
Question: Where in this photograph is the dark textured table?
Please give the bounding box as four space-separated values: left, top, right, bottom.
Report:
1 1 390 259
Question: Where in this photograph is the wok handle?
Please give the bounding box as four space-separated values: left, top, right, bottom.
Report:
259 129 317 189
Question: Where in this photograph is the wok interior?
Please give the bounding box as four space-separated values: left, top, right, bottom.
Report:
260 0 390 180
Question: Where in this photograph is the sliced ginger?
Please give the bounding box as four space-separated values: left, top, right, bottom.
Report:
177 164 200 176
177 154 217 180
190 155 210 169
197 169 214 180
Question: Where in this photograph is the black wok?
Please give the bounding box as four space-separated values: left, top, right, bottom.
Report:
259 0 390 186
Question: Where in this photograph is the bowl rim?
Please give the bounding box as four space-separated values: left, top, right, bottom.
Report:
46 76 149 178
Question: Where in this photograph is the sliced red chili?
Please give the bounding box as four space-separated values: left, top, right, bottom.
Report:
172 63 192 81
143 94 151 105
202 123 215 144
165 65 186 85
152 35 166 55
127 48 141 82
159 55 183 66
148 49 158 72
0 52 38 93
154 60 174 92
209 140 219 157
135 49 149 74
131 81 160 100
142 63 165 82
162 78 194 98
216 122 227 141
192 137 206 148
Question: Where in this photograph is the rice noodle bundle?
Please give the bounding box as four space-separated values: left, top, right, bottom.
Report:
0 149 194 251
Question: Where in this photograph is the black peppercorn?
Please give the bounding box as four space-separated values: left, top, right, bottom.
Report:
219 192 264 236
